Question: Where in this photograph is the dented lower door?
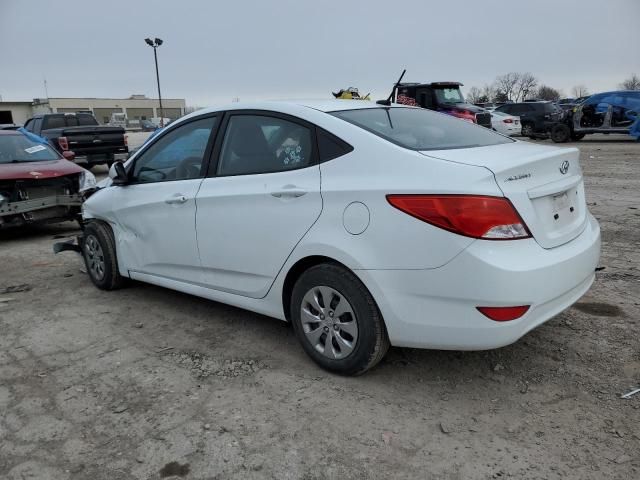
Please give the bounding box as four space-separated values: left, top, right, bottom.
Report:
110 179 202 282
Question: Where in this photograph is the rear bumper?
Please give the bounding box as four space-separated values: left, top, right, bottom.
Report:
73 152 128 165
357 213 601 350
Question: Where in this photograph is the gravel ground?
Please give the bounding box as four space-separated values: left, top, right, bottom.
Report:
0 134 638 479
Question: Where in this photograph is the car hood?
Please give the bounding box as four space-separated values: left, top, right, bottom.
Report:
0 159 85 180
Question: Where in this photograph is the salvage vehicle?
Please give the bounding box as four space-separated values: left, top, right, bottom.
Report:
490 110 521 136
57 101 600 375
494 101 564 138
23 112 128 168
394 82 493 128
552 90 640 142
0 130 96 228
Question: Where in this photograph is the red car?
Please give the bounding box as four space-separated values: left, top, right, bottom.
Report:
0 130 96 228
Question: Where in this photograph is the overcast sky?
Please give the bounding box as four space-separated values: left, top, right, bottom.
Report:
1 0 639 106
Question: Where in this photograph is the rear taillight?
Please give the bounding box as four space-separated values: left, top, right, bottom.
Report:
477 306 530 321
124 134 128 146
386 195 531 240
503 118 513 124
453 110 477 123
58 136 69 151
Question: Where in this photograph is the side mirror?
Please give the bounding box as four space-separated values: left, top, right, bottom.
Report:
62 150 75 161
109 161 128 185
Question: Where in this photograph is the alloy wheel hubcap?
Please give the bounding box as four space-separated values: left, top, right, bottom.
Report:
301 286 358 360
85 235 105 281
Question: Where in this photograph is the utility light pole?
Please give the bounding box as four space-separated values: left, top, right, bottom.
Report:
145 37 164 127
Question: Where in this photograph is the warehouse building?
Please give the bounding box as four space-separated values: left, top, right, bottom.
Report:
0 94 186 127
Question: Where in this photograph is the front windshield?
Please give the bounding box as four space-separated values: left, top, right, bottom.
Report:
0 135 59 163
331 107 513 151
434 87 465 104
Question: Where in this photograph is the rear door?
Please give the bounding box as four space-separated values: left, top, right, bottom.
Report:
195 111 322 298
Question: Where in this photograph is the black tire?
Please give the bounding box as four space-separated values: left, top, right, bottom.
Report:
550 123 571 143
290 263 389 375
570 133 585 141
521 122 534 138
82 221 126 290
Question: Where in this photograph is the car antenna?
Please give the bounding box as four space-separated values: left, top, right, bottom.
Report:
377 69 406 106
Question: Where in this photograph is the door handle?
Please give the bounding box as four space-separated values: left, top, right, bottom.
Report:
271 188 307 198
165 194 188 204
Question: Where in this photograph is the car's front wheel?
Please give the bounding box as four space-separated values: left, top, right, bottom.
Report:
290 264 389 375
82 221 126 290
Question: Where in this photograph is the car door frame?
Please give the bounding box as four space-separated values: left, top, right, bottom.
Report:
124 111 221 182
194 108 326 299
110 112 221 281
203 109 322 178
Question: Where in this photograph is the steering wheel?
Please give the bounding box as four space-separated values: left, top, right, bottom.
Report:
176 156 202 179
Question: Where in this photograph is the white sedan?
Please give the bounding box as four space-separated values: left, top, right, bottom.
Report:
491 110 522 136
73 101 600 375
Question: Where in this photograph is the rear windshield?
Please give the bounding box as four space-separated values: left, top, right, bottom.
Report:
331 107 513 150
0 134 59 163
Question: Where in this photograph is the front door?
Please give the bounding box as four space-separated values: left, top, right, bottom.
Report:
111 115 218 282
195 112 322 298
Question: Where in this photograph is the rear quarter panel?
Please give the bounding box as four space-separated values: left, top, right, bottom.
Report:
286 113 505 270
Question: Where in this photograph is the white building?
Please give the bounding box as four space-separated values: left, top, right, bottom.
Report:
0 94 186 126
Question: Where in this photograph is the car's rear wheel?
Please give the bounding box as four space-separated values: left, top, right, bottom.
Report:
290 264 389 375
521 122 534 138
550 123 571 143
82 221 126 290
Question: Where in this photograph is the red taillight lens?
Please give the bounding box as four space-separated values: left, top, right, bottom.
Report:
477 305 530 321
503 118 513 124
453 110 476 123
386 195 531 240
58 136 69 151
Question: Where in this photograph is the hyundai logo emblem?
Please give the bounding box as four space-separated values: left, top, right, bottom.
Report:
559 160 570 175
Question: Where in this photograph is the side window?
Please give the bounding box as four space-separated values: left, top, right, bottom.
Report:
33 118 43 133
78 114 97 126
131 116 217 183
217 115 313 176
317 129 353 162
24 119 33 131
43 115 65 129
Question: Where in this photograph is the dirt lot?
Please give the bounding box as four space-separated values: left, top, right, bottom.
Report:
1 135 638 479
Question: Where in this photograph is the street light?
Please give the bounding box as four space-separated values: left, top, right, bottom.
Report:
145 37 164 127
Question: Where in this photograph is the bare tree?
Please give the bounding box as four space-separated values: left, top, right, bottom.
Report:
514 72 538 102
495 73 520 102
620 74 640 90
466 86 482 104
480 84 497 103
536 85 562 101
571 85 589 98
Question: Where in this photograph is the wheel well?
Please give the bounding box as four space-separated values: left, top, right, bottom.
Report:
281 255 348 321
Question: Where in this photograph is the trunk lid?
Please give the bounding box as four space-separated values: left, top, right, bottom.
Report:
420 141 587 249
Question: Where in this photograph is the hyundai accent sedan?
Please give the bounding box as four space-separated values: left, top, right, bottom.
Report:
69 100 601 375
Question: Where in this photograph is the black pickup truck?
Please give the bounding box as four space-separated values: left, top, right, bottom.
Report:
23 112 128 168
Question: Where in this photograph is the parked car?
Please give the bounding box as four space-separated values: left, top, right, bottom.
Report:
23 112 128 168
0 129 96 228
394 82 493 128
490 110 522 136
494 101 564 138
59 101 600 375
140 119 157 132
554 90 640 142
0 124 21 130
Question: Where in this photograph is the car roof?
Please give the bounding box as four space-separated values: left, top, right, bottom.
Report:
190 99 398 116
